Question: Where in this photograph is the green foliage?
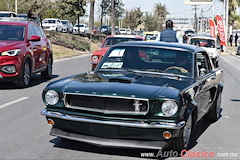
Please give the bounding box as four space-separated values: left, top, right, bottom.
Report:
0 0 15 11
46 31 91 51
143 12 159 31
124 8 143 30
142 3 169 31
101 0 124 18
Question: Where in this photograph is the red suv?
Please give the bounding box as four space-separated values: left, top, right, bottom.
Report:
0 19 53 87
91 35 145 69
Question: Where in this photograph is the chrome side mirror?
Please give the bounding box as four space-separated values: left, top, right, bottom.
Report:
200 68 206 77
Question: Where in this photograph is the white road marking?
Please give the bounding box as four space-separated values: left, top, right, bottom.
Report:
0 97 29 110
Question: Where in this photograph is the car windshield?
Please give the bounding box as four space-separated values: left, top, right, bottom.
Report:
103 37 143 47
61 21 67 24
190 38 215 48
74 25 84 27
98 46 193 77
43 20 56 23
145 34 158 40
17 14 27 18
0 13 10 17
0 25 25 41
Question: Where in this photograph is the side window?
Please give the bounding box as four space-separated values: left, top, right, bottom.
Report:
37 26 46 38
196 52 212 77
28 26 35 39
33 25 42 37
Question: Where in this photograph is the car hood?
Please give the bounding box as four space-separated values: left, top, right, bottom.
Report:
42 23 57 27
47 71 194 99
92 47 109 55
0 41 25 52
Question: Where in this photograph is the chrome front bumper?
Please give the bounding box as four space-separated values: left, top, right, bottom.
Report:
41 109 185 129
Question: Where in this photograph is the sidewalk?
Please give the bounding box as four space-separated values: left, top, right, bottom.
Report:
220 46 237 55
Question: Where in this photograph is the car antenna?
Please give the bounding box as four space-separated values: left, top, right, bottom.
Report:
87 50 92 81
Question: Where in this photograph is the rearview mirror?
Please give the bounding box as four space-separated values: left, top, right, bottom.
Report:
29 35 41 42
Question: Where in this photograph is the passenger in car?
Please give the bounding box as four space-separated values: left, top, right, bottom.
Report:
122 48 145 69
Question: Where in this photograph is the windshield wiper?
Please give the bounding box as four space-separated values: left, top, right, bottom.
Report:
139 69 164 73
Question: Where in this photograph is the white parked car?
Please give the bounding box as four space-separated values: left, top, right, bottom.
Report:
0 11 17 17
42 18 63 32
126 29 132 35
61 20 73 33
73 24 90 36
188 34 220 67
119 28 127 34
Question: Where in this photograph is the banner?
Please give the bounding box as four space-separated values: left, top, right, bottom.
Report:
209 19 216 38
216 15 226 46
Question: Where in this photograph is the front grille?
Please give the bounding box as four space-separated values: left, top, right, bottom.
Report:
43 26 50 29
64 93 149 114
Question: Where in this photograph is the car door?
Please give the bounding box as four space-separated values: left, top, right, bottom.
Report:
28 25 44 71
196 52 216 120
28 25 39 70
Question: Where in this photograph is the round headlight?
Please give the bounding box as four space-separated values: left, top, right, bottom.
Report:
161 100 178 117
45 90 59 105
91 55 99 62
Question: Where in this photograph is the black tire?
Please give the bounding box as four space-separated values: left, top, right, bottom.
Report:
215 61 219 68
16 60 31 88
169 114 192 152
204 92 221 122
41 56 52 79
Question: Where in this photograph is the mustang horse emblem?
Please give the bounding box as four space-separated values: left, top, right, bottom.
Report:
133 100 142 112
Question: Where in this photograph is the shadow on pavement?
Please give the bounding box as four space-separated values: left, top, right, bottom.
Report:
0 74 59 90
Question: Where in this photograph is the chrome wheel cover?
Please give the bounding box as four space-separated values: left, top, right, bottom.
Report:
48 58 52 76
24 62 30 85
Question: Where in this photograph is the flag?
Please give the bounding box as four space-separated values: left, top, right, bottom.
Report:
209 19 216 38
216 15 226 46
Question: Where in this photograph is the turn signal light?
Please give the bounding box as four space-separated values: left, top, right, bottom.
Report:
163 131 172 139
47 119 55 126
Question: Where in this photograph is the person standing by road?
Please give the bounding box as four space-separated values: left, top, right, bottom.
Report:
229 35 233 46
27 9 34 20
158 20 182 43
235 33 238 46
182 33 188 43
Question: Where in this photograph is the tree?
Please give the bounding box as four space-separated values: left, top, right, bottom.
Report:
219 0 240 27
100 0 124 32
57 0 87 26
154 3 169 31
124 8 143 30
143 12 159 31
0 0 15 11
111 0 116 35
88 0 95 34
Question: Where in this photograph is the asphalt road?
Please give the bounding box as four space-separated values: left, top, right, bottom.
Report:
0 54 240 160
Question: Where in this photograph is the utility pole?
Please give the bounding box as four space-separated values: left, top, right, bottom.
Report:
193 5 199 33
111 0 116 35
15 0 17 14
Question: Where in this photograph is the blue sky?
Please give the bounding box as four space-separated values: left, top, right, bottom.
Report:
121 0 224 18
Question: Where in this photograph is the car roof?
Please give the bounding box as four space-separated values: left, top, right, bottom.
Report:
0 19 31 26
190 34 215 40
112 41 205 53
0 11 16 13
43 18 59 20
105 35 144 39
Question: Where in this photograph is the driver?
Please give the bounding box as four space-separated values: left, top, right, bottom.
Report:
175 53 192 73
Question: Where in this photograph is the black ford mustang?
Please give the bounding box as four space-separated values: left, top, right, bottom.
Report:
41 41 223 152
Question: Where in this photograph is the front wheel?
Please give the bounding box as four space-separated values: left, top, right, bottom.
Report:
169 114 192 152
16 60 31 88
204 92 222 122
41 56 52 79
